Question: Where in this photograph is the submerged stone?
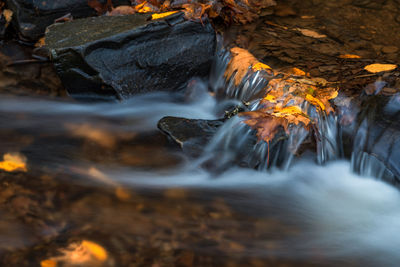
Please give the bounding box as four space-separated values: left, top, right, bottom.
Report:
45 13 216 100
6 0 130 41
158 116 223 157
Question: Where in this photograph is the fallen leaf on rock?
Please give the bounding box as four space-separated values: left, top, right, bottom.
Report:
252 62 272 72
151 11 179 20
240 111 290 143
364 63 397 73
296 28 326 38
225 47 273 85
0 153 27 172
339 54 361 59
226 47 338 145
288 67 306 76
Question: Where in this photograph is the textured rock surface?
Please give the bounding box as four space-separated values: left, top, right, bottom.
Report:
45 13 216 100
158 116 224 156
6 0 130 41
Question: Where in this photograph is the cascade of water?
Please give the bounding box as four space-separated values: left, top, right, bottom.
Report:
210 49 271 102
308 106 342 164
350 118 395 181
206 48 343 171
204 114 310 171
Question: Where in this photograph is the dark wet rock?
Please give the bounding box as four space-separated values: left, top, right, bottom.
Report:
339 94 400 184
158 116 224 156
45 13 216 100
6 0 130 41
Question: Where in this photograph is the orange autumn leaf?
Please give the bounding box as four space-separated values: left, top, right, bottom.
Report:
225 47 273 86
240 111 290 142
364 63 397 73
40 259 57 267
288 67 306 76
296 28 327 38
252 62 272 72
41 240 109 266
306 94 325 110
339 54 361 59
225 47 338 144
0 153 27 172
151 11 179 20
130 0 275 24
81 240 108 261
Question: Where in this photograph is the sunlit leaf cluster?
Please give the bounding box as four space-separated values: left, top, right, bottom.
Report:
225 47 338 143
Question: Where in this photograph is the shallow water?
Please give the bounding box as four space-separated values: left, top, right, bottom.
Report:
1 0 400 265
0 89 399 266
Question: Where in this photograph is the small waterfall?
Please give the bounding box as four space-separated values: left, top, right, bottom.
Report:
350 116 396 182
210 49 272 102
309 107 342 164
204 115 311 171
205 48 342 171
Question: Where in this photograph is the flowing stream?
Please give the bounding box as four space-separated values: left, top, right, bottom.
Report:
0 50 399 266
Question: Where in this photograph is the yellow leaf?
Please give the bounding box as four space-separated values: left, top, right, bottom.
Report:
289 67 306 76
339 54 361 59
364 63 397 73
273 106 303 115
306 94 325 110
263 94 276 103
151 11 178 20
0 153 27 172
81 240 108 261
252 62 272 72
40 259 57 267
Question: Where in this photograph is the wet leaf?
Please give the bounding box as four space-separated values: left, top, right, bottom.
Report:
227 47 338 144
0 153 27 172
339 54 361 59
288 67 306 76
81 240 108 261
151 11 179 20
252 62 272 72
296 28 327 38
225 47 273 86
40 259 57 267
42 240 109 266
364 63 397 73
240 111 290 142
129 0 275 24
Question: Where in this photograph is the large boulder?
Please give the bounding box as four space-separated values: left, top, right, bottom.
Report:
45 12 216 100
6 0 130 41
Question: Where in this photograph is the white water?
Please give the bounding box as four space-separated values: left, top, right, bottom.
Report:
1 89 400 265
93 159 400 266
1 49 399 265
